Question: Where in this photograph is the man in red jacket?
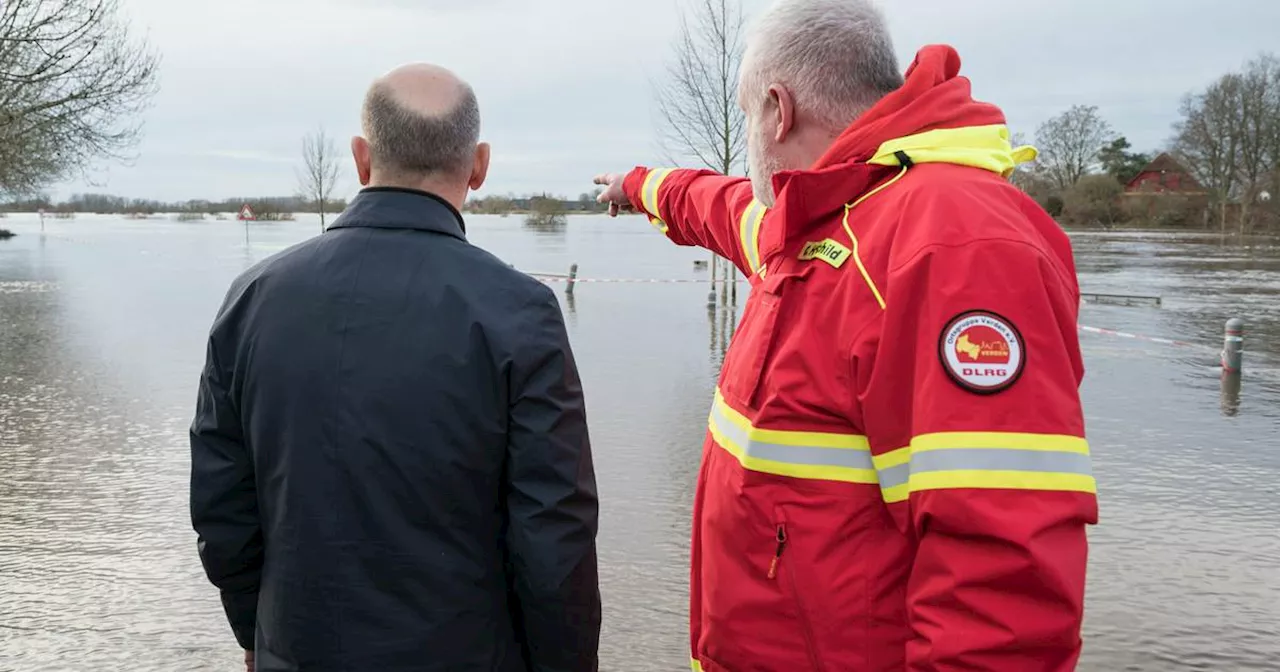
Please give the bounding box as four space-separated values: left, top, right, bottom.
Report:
594 0 1098 670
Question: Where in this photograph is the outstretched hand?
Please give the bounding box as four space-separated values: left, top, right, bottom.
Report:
593 173 633 217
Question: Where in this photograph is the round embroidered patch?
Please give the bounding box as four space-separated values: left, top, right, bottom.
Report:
938 310 1025 394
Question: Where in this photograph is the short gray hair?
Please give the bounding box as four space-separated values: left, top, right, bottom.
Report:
741 0 902 131
361 83 480 178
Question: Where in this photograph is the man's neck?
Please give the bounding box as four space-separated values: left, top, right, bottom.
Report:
795 127 843 170
366 177 466 211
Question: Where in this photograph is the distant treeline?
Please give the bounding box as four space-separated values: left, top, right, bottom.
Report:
465 191 609 215
0 193 348 217
1 191 611 217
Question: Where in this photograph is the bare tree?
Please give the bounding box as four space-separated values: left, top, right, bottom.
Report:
297 127 342 231
654 0 747 175
1172 52 1280 232
1034 105 1115 192
655 0 748 306
0 0 159 196
1233 54 1280 229
1172 77 1242 230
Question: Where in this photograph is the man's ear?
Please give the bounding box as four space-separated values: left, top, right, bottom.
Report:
469 142 491 191
351 136 372 186
769 84 796 144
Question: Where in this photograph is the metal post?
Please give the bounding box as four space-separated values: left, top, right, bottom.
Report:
1222 318 1244 373
565 263 578 296
718 288 729 357
1220 370 1242 417
708 293 717 355
719 255 729 306
708 253 718 308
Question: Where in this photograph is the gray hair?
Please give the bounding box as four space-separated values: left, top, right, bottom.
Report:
741 0 903 131
361 83 480 178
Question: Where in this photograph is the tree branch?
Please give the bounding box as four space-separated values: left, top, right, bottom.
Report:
653 0 747 176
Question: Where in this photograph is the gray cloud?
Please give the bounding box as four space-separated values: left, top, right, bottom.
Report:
53 0 1280 201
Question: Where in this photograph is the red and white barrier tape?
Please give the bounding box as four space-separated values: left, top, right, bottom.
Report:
529 275 740 284
1076 325 1205 350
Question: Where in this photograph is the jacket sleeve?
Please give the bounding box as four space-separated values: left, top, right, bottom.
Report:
190 307 261 651
505 286 601 672
621 166 767 277
860 238 1098 672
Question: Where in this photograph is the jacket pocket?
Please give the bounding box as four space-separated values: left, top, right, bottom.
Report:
719 272 786 408
768 513 826 672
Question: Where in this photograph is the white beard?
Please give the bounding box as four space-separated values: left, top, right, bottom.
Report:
747 128 784 207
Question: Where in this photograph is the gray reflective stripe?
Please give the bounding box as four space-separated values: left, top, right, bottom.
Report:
877 463 911 490
709 402 873 471
877 449 1094 490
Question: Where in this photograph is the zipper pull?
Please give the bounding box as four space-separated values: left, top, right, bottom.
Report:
767 524 787 579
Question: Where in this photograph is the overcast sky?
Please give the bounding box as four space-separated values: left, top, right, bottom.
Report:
54 0 1280 203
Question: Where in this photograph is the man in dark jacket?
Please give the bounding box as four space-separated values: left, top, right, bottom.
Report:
190 63 601 672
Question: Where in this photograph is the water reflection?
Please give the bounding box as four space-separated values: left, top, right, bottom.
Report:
0 216 1277 671
562 288 577 325
1220 371 1243 417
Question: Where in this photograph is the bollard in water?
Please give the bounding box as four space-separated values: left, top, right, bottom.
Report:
1220 370 1242 417
565 263 578 296
1221 318 1244 373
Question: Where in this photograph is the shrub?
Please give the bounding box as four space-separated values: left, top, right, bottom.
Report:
1063 175 1125 227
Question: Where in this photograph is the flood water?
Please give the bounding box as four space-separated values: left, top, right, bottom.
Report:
1 214 1278 671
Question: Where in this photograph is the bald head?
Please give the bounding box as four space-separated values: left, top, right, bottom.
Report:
359 63 482 181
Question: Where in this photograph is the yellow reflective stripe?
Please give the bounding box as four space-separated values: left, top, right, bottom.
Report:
641 168 675 220
867 124 1037 178
874 432 1095 504
708 389 877 484
839 166 908 310
738 199 766 274
649 217 669 234
691 660 703 672
907 470 1096 496
914 432 1090 454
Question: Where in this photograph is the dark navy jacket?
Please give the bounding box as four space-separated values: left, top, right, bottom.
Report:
190 188 600 671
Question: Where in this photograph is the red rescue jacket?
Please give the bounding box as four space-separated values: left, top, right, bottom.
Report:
622 45 1099 671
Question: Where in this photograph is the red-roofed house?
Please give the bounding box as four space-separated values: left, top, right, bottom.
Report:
1122 153 1209 225
1124 153 1205 194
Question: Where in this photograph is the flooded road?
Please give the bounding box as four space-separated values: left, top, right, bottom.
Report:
2 215 1278 671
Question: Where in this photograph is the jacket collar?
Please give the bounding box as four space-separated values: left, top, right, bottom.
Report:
327 187 466 239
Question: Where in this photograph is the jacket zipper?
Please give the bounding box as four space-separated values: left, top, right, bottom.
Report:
768 524 786 579
768 523 824 672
